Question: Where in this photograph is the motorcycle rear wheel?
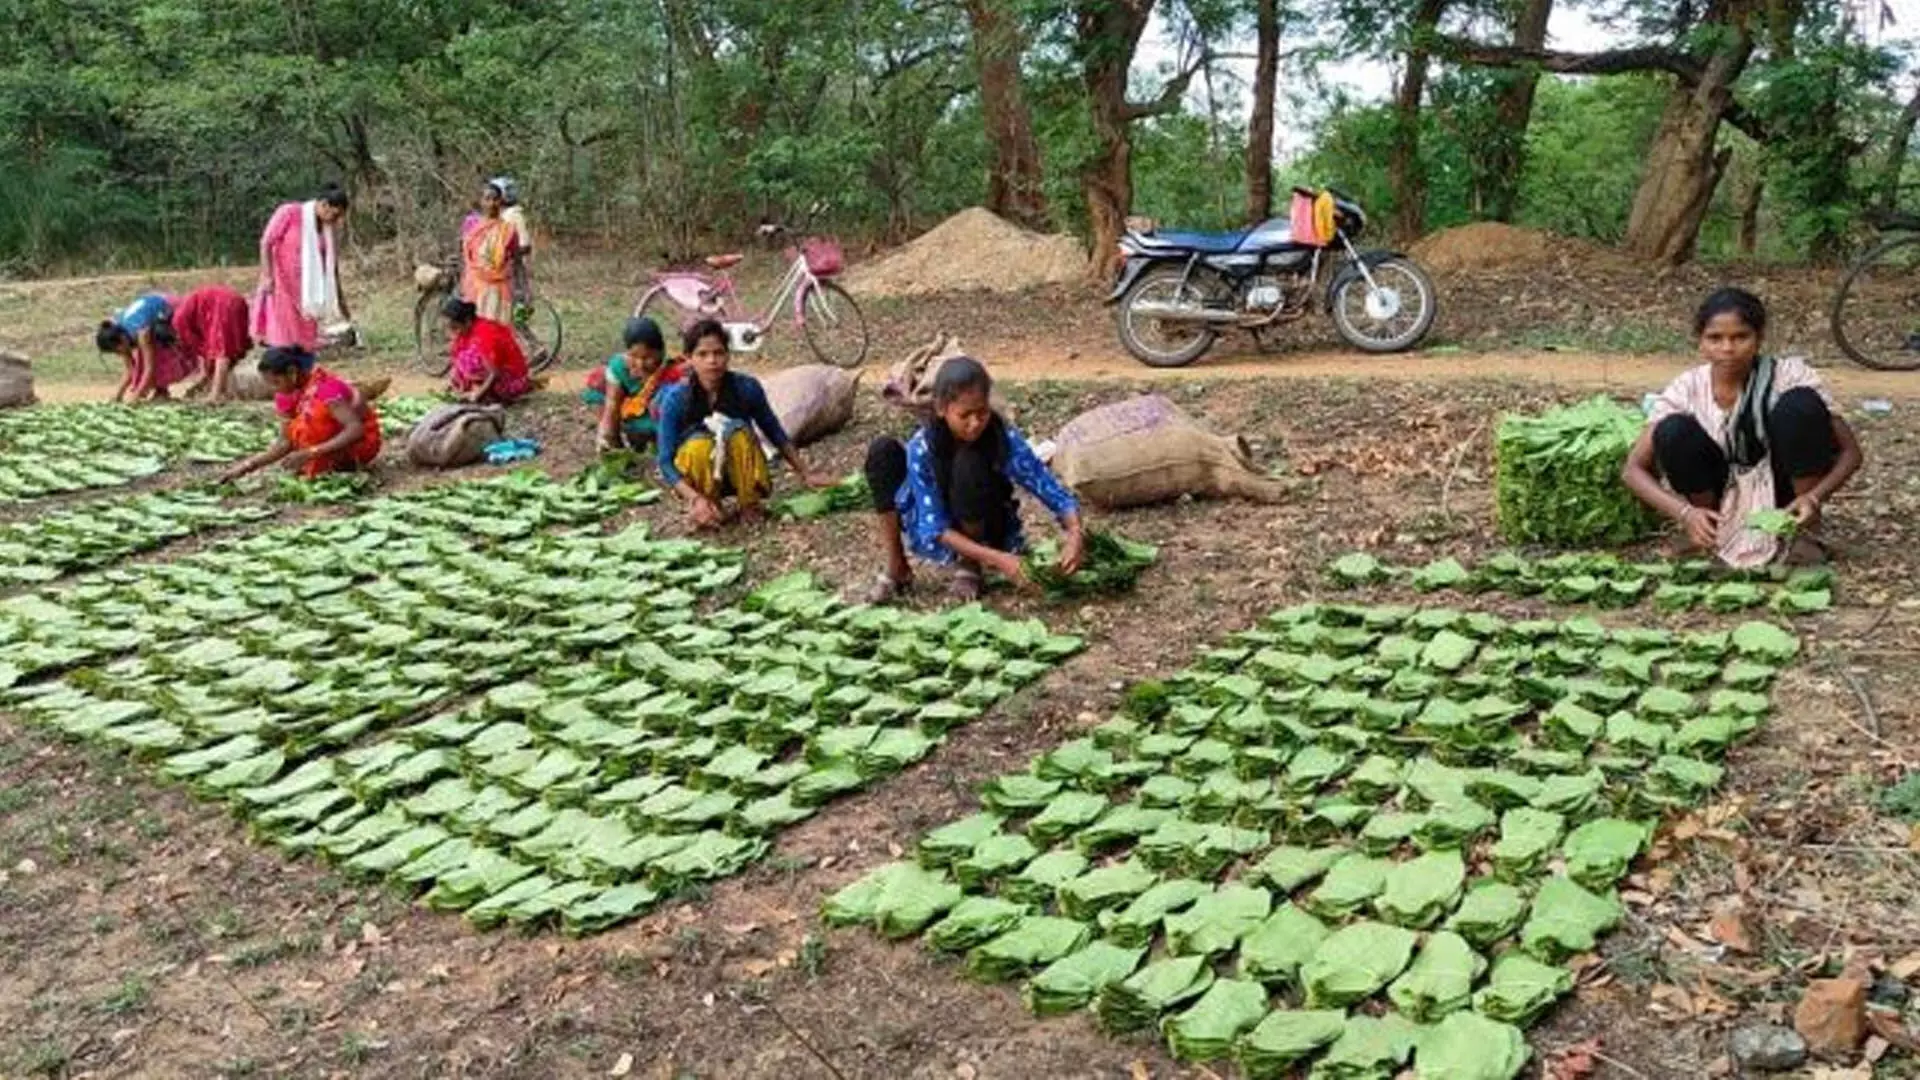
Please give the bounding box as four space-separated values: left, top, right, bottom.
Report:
1117 267 1220 368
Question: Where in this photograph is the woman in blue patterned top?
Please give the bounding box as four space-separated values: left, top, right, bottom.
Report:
863 355 1084 602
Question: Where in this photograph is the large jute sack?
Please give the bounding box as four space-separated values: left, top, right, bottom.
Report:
1051 398 1286 509
1053 394 1191 451
0 350 36 409
760 364 862 448
228 365 276 402
880 333 1014 419
406 403 505 468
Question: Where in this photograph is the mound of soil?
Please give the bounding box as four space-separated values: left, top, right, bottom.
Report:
1411 222 1602 274
846 208 1088 297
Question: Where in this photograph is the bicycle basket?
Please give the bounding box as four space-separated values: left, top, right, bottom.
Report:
802 238 844 277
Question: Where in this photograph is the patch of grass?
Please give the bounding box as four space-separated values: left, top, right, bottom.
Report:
204 906 249 940
1876 772 1920 823
12 1038 71 1077
100 973 151 1015
216 1057 262 1078
231 932 319 969
338 1033 381 1066
89 914 116 936
1505 323 1691 356
0 786 34 816
799 933 827 980
133 813 171 841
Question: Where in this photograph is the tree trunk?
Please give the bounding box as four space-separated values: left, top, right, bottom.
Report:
1736 169 1763 255
1484 0 1554 221
965 0 1048 230
1244 0 1281 223
1388 0 1448 243
1622 6 1756 263
1875 81 1920 213
1076 0 1161 281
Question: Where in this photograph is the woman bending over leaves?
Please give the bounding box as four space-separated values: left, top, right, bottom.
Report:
863 355 1084 602
220 347 381 481
1621 287 1861 566
654 318 831 529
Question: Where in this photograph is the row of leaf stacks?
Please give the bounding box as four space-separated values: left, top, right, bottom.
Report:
827 600 1800 1077
1330 551 1833 616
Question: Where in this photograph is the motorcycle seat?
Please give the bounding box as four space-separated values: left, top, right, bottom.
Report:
706 253 746 270
1145 228 1251 254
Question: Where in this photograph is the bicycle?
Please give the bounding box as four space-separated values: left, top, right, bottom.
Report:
1829 207 1920 371
632 205 869 369
413 256 564 376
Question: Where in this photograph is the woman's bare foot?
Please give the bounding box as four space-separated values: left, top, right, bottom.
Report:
950 565 983 602
859 573 912 605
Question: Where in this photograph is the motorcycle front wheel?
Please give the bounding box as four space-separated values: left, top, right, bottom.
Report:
1116 266 1221 368
1329 256 1437 354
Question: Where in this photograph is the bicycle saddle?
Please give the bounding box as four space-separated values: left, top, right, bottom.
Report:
706 253 745 270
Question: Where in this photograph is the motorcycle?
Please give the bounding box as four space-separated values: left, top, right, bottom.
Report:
1106 188 1438 367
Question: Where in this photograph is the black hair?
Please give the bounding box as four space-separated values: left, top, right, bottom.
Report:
259 346 317 377
1694 287 1767 338
683 318 728 356
441 296 478 325
317 183 350 210
624 316 665 352
95 320 130 353
931 355 992 409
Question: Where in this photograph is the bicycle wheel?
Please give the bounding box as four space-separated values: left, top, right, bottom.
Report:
413 289 452 376
633 285 691 338
1831 232 1920 371
517 299 565 374
800 282 869 369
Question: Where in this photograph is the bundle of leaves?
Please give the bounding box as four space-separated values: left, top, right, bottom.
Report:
271 472 375 504
1022 530 1158 600
1495 396 1661 547
774 471 871 520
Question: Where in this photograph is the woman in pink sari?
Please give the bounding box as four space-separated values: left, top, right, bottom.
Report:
461 179 520 323
252 185 352 350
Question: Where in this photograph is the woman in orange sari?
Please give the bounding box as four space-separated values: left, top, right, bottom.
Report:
460 179 519 323
219 347 381 480
444 298 533 404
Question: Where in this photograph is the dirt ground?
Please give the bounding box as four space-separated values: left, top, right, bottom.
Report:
3 254 1920 1080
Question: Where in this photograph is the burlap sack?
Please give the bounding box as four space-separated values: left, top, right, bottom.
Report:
880 333 1013 419
415 264 453 292
1051 399 1286 509
406 403 505 468
1054 394 1190 451
761 364 862 448
0 350 36 409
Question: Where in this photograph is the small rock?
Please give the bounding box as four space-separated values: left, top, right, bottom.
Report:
1730 1024 1808 1072
1869 975 1912 1008
1795 977 1869 1058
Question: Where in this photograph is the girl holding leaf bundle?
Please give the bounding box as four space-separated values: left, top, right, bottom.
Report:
862 355 1084 602
654 318 832 529
1621 287 1861 566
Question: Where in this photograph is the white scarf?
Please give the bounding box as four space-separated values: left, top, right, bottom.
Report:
298 200 343 324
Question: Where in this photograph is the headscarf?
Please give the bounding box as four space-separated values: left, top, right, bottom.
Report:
487 176 519 206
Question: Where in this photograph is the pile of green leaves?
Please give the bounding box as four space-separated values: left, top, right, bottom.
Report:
1330 550 1834 616
0 488 275 584
1022 531 1159 600
826 600 1798 1072
0 404 269 502
1494 397 1660 547
774 472 871 520
271 473 376 505
375 395 448 434
2 476 1081 935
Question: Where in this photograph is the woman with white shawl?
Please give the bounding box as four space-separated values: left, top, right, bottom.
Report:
252 185 352 351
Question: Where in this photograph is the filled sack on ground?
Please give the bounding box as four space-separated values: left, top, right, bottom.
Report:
407 403 506 468
0 350 36 409
760 364 861 449
1050 396 1286 509
881 334 1012 418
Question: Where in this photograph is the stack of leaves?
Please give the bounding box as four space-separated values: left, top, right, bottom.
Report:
1494 396 1661 547
1328 550 1835 616
773 471 871 520
824 600 1799 1073
271 472 376 505
4 484 1082 935
0 489 276 585
1022 530 1159 600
